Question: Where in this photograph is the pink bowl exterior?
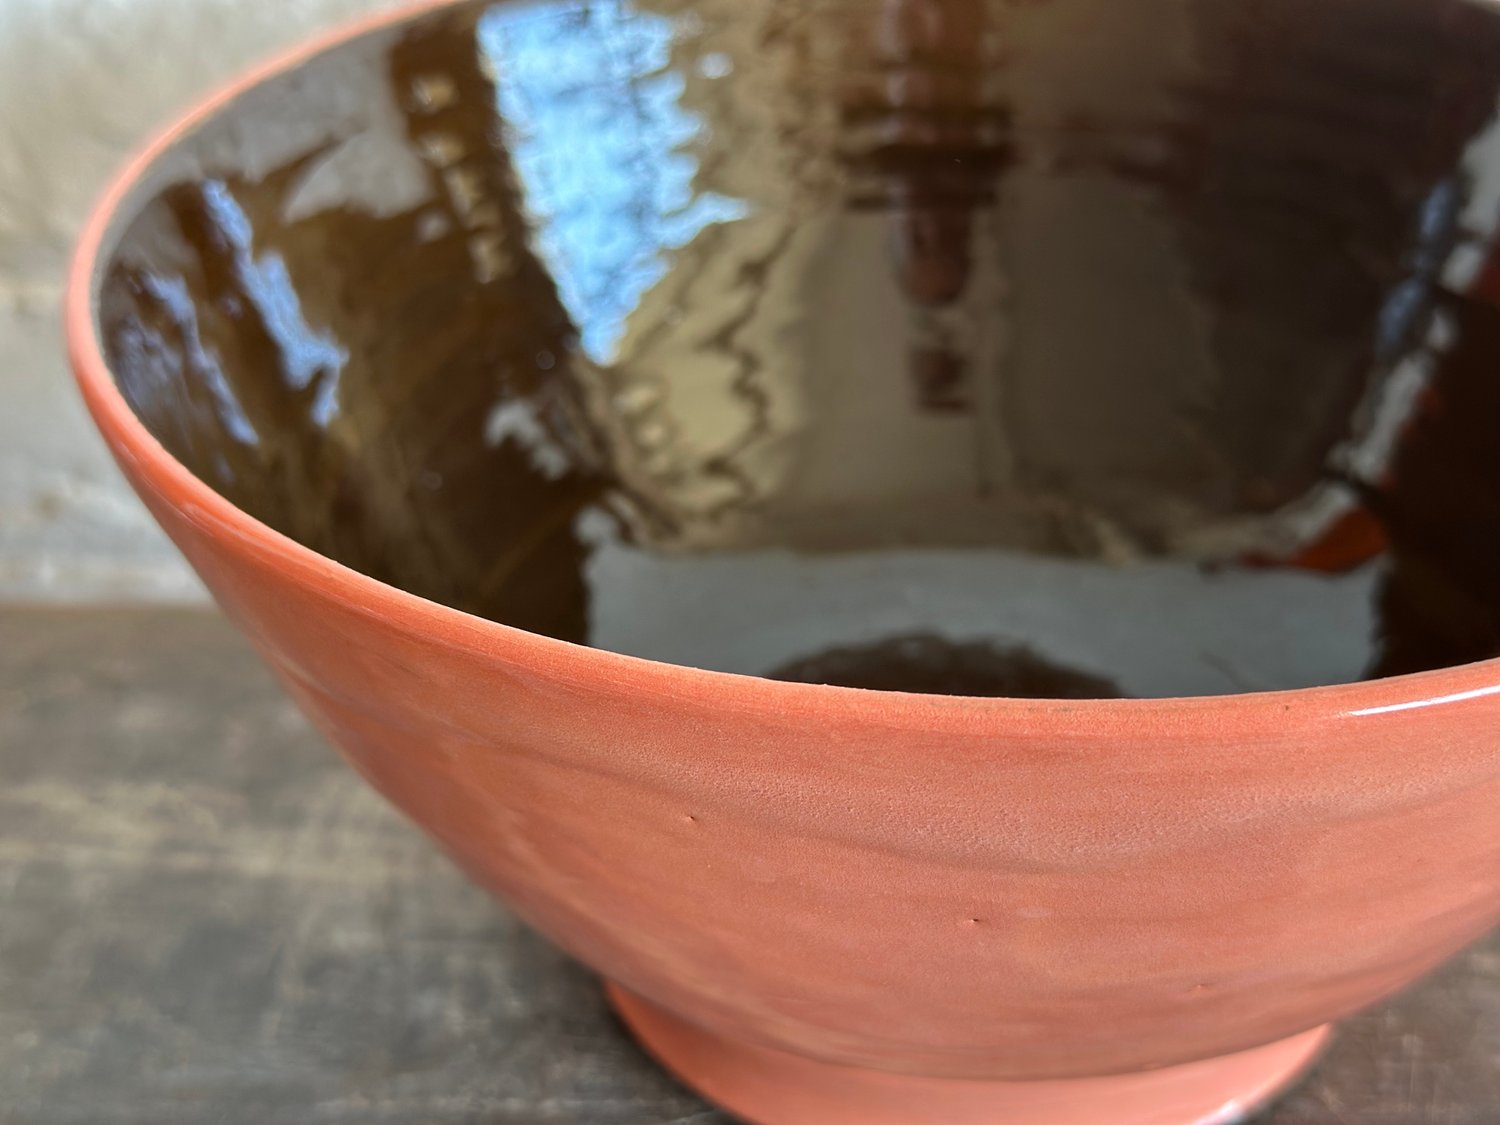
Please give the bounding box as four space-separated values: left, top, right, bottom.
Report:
67 0 1500 1084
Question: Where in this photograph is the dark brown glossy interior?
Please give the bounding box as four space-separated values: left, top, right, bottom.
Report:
96 0 1500 697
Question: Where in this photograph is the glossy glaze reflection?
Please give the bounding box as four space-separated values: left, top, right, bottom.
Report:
98 0 1500 697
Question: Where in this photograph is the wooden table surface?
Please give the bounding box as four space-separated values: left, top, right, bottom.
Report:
2 606 1498 1124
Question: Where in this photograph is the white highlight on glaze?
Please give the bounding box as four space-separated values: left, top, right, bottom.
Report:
1348 683 1500 717
698 51 734 79
1194 1098 1247 1125
280 129 434 224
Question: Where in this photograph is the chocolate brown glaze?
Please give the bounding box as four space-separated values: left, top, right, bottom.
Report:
94 0 1500 697
772 634 1124 698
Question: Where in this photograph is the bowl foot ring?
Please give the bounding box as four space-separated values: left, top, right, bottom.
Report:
607 983 1330 1125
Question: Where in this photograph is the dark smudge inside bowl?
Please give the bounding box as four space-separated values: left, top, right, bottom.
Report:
95 0 1500 698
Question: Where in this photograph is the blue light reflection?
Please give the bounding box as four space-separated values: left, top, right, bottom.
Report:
478 0 751 362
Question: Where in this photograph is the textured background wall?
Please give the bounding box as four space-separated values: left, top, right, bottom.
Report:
0 0 401 601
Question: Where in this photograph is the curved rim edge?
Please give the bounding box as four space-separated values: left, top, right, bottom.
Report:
62 0 1500 733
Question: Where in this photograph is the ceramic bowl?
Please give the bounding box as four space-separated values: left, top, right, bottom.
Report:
69 1 1500 1121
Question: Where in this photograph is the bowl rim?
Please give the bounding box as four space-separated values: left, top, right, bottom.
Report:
64 0 1500 731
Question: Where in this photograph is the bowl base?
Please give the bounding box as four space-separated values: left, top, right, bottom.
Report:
607 983 1330 1125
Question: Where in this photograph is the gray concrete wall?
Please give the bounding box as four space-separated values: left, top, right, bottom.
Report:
0 0 400 601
